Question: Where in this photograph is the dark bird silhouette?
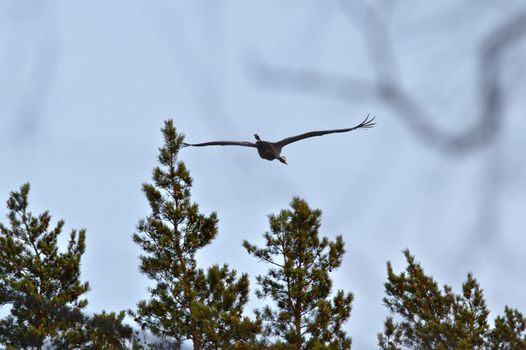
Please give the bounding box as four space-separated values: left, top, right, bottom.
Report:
182 115 375 164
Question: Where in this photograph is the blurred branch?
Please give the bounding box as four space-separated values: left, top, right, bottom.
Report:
249 4 526 155
1 1 58 137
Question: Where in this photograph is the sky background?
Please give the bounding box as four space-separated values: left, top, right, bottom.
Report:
1 1 526 348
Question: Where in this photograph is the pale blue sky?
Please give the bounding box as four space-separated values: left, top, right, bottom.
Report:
1 1 526 348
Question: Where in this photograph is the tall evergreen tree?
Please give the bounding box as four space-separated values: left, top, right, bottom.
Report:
0 183 89 348
0 184 136 349
488 306 526 349
378 249 526 349
243 197 353 350
131 120 260 349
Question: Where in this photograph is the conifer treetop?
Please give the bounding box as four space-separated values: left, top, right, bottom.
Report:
131 120 260 350
244 197 353 350
378 249 526 349
0 183 90 348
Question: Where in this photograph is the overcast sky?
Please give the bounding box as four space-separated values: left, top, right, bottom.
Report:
1 1 526 348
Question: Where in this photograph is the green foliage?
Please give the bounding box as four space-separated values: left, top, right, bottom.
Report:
131 120 260 350
488 306 526 349
0 184 135 349
244 197 353 350
84 311 133 348
378 249 526 350
377 317 404 350
53 310 135 349
0 183 89 349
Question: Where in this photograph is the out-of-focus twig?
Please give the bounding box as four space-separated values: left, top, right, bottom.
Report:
250 4 526 155
2 1 58 138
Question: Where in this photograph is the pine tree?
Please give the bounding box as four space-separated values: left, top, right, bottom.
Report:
378 249 526 349
243 197 353 350
488 306 526 349
0 184 136 349
130 120 260 349
0 183 89 348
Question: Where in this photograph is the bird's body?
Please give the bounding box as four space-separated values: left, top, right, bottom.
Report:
182 115 375 164
253 136 286 163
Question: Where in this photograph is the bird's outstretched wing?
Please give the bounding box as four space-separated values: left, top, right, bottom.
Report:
274 115 376 148
182 141 256 148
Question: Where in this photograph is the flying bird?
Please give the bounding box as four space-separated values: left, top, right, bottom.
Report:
182 115 375 164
